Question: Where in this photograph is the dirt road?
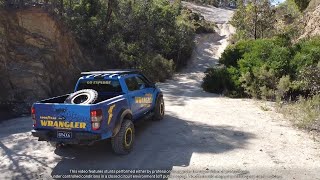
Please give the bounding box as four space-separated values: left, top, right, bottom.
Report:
1 2 320 180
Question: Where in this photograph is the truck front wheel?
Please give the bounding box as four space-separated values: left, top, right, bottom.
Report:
153 96 165 120
111 119 135 155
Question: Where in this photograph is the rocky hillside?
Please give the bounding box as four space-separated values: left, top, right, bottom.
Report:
299 0 320 39
0 8 91 118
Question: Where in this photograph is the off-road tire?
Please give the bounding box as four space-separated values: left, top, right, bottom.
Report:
64 89 98 104
111 119 135 155
153 96 165 120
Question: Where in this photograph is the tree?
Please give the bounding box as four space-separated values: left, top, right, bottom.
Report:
293 0 310 11
231 0 276 40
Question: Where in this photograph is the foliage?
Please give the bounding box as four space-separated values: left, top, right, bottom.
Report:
1 0 198 82
274 0 301 38
291 37 320 73
181 8 216 34
202 67 230 94
298 64 320 95
231 0 276 40
276 0 301 18
293 0 311 11
202 66 244 97
219 40 253 67
203 36 320 100
140 54 175 82
73 0 196 82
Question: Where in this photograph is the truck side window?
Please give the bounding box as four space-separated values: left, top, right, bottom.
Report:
135 76 148 89
125 77 139 91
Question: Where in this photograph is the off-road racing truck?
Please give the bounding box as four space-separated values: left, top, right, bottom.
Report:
31 70 165 154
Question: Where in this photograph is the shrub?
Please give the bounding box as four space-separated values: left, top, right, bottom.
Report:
291 37 320 74
276 75 291 99
237 40 291 99
204 36 320 101
202 67 230 94
226 66 245 97
180 8 216 34
298 64 320 95
141 54 174 82
219 40 253 67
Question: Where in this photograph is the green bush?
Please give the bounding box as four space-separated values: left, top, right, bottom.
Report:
293 0 311 11
58 0 196 81
276 75 292 99
298 63 320 95
202 67 230 94
180 8 216 34
237 39 291 99
204 36 320 100
219 40 253 67
291 37 320 74
226 66 245 97
141 54 174 82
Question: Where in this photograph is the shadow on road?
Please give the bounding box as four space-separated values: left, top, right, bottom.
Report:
51 113 255 177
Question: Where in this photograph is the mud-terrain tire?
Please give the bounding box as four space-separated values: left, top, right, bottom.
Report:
153 96 165 120
64 89 98 104
111 119 135 155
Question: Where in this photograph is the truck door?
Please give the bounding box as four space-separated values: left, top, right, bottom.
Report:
124 76 145 118
135 75 155 112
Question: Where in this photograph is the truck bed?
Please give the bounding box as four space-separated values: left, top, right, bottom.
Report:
40 93 123 104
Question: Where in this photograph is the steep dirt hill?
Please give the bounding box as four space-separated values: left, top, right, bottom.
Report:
0 8 91 117
299 0 320 39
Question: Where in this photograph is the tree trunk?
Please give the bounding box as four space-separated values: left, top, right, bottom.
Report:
104 0 114 30
254 0 258 39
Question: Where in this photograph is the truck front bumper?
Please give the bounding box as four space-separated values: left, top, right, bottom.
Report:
31 129 102 145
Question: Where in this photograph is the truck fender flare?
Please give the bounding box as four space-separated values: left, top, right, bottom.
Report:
112 109 133 136
156 92 163 99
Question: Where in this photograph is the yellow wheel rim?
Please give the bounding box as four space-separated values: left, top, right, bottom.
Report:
160 100 164 116
124 127 133 147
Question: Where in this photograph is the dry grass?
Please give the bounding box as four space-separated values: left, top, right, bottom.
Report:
278 95 320 132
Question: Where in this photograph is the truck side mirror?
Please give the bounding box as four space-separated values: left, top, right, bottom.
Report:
139 84 146 90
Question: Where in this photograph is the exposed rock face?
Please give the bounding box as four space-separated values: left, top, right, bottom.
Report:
0 8 92 116
299 0 320 39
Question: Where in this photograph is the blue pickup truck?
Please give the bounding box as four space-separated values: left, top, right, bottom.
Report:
31 70 164 154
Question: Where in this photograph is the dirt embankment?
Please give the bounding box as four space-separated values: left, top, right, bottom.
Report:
299 0 320 39
0 8 91 118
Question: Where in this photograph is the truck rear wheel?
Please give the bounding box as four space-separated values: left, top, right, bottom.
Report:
153 96 165 120
111 119 135 155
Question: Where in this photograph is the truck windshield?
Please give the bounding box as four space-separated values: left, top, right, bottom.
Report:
76 80 122 93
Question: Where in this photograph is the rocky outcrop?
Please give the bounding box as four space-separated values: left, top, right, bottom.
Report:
0 8 92 116
299 0 320 39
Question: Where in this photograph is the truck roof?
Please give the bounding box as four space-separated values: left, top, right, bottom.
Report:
80 70 140 80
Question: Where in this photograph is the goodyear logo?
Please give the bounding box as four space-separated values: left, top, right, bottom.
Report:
40 120 86 129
